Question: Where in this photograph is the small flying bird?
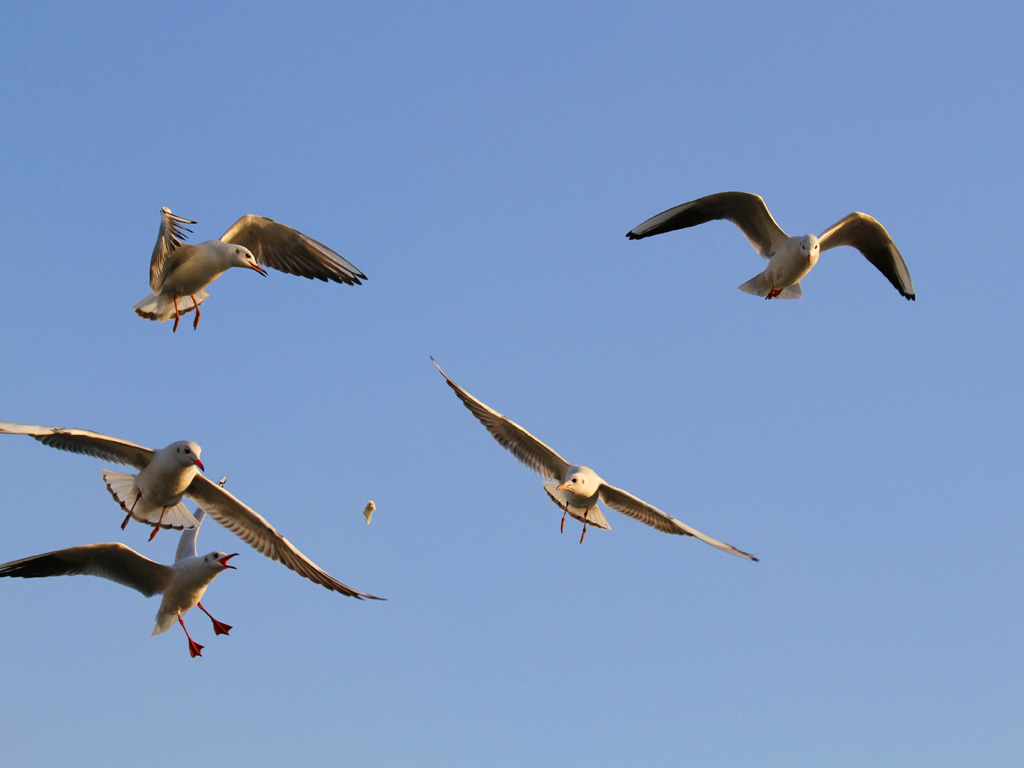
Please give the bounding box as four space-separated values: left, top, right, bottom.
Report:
431 358 756 559
134 206 367 331
363 501 375 524
0 481 237 658
0 421 384 599
626 191 915 300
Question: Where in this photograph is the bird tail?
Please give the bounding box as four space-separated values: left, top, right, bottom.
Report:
133 290 208 321
152 611 177 636
542 481 611 530
737 274 802 299
103 470 198 530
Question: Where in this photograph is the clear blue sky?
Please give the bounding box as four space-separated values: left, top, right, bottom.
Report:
1 2 1021 766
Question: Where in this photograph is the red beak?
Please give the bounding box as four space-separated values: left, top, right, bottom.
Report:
218 553 239 569
194 458 205 471
251 263 268 277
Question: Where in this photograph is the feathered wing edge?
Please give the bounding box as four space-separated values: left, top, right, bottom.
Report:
185 474 383 600
598 484 758 561
430 357 570 482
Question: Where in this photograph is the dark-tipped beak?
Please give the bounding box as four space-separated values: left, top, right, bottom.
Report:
194 458 205 472
219 553 239 569
251 263 268 277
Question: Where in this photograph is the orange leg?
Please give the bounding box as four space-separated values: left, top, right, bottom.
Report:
147 507 168 541
560 509 567 533
579 510 589 543
121 491 142 530
198 602 232 636
172 295 181 332
178 612 204 658
192 296 201 329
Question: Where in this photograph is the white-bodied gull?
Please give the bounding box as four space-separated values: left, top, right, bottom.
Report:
135 206 367 331
627 191 915 300
0 421 383 599
363 501 375 524
431 358 756 559
0 480 237 658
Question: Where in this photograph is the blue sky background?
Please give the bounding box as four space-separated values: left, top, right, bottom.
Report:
1 1 1021 766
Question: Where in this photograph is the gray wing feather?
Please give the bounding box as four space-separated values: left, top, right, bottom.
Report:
0 421 154 470
149 207 196 290
184 474 382 600
627 191 789 258
0 543 172 596
818 212 915 300
220 215 366 284
598 484 758 561
431 357 570 482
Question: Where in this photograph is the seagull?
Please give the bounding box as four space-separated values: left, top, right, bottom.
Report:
0 480 237 658
363 501 375 524
431 358 756 560
134 206 367 331
626 191 915 300
0 421 383 599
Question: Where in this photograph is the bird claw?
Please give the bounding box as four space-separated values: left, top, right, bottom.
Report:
187 639 204 658
210 620 232 636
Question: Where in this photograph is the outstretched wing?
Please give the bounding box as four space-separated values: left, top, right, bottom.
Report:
627 191 789 259
0 543 171 597
220 215 366 285
0 421 154 470
818 212 915 300
431 357 570 482
185 474 383 600
598 483 758 561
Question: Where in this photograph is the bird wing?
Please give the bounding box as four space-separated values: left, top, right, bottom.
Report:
184 473 383 600
627 191 789 259
174 508 205 564
0 543 172 596
174 476 226 563
219 215 366 285
818 212 915 300
149 207 197 291
597 483 758 561
431 357 570 482
0 421 155 470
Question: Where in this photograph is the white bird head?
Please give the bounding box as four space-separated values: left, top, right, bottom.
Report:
203 551 238 570
208 240 268 276
167 440 205 471
557 465 602 500
801 234 821 264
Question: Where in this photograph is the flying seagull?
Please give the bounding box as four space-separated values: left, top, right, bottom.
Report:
431 358 756 559
0 481 237 658
627 191 915 300
134 206 367 331
0 421 383 599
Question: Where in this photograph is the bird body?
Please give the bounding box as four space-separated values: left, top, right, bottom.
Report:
0 420 383 599
431 358 756 559
0 505 237 657
134 206 366 330
627 191 915 300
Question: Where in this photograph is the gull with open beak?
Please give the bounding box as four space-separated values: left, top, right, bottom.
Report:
0 421 384 599
431 359 756 559
0 482 237 658
134 206 367 331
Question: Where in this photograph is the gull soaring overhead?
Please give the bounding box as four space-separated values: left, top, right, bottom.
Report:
134 206 367 331
0 421 383 599
431 358 756 559
627 191 915 300
0 486 237 658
